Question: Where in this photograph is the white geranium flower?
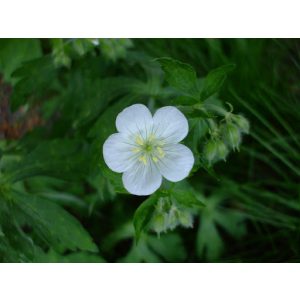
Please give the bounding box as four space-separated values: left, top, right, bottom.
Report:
103 104 194 196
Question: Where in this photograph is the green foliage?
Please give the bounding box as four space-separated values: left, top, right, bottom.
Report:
35 250 105 263
133 192 159 241
11 191 98 253
0 39 42 83
102 222 187 262
196 190 246 261
200 64 235 101
1 139 90 183
133 182 205 239
156 57 199 98
0 38 299 262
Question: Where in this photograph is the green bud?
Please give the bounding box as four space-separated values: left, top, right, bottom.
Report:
178 210 193 228
203 140 218 166
167 206 180 230
221 123 241 151
216 140 229 161
203 139 229 165
151 213 167 234
232 114 250 134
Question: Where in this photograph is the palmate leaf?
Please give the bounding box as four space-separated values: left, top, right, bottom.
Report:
200 64 236 101
102 222 186 263
156 57 200 99
121 233 186 263
196 190 246 261
11 190 98 253
157 58 235 105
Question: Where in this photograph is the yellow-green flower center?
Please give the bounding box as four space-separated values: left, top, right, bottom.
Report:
132 133 165 165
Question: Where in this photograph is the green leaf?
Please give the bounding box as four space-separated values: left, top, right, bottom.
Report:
196 190 246 261
197 214 224 261
172 189 205 209
157 57 199 98
133 193 160 241
11 56 58 109
103 223 186 263
185 117 209 155
0 209 41 262
12 190 98 253
71 77 140 129
200 64 235 100
120 233 187 263
35 249 105 263
2 139 90 183
0 39 42 83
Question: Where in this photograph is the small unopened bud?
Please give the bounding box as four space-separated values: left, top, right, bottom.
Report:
232 114 250 134
221 123 241 151
203 139 229 165
178 210 193 228
167 206 180 230
151 213 167 234
216 140 229 161
203 140 218 166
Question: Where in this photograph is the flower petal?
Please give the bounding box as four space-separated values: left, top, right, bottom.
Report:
103 133 137 173
116 104 153 136
122 160 162 196
153 106 189 143
156 144 194 182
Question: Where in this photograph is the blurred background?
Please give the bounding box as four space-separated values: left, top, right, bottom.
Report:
0 39 299 262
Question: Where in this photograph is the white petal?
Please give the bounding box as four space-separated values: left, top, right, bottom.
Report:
116 104 153 136
122 160 162 196
153 106 188 143
157 144 194 182
103 133 136 173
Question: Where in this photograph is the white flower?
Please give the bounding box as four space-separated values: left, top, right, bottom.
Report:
103 104 194 196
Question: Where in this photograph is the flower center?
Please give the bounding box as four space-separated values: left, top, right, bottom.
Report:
131 133 165 165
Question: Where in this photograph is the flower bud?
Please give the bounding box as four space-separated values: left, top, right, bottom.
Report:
232 114 250 134
221 123 241 151
178 210 193 228
203 139 229 165
203 140 218 166
216 140 229 161
151 213 168 234
167 206 180 230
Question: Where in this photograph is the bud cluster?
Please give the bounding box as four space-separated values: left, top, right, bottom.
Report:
203 105 250 166
150 196 194 235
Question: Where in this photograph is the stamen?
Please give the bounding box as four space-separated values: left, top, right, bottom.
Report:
135 135 144 146
152 156 158 163
156 147 165 158
148 134 156 141
131 147 140 153
132 132 165 166
138 155 147 165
